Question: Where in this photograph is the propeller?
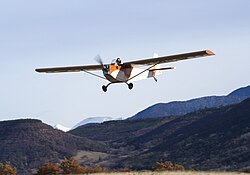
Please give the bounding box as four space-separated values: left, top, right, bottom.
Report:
94 54 103 66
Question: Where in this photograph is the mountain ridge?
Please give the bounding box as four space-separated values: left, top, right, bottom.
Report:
71 98 250 172
123 98 250 171
130 85 250 120
1 85 249 173
229 85 250 96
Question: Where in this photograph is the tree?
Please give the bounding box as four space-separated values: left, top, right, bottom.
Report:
36 163 61 175
0 162 17 175
60 157 83 174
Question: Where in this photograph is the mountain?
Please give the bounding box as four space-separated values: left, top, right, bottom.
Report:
54 124 71 132
123 98 250 171
229 85 250 96
72 116 121 130
70 117 174 142
130 85 250 120
70 98 250 172
2 86 249 173
0 119 107 175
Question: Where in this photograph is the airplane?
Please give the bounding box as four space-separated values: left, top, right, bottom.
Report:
35 50 215 92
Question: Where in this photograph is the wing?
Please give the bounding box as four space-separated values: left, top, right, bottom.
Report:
35 64 102 73
123 50 215 67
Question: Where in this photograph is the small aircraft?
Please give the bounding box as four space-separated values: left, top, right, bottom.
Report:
35 50 215 92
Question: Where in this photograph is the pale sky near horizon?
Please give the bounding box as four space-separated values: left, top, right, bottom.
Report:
0 0 250 128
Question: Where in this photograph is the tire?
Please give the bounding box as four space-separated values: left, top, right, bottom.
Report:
128 83 133 90
102 85 107 92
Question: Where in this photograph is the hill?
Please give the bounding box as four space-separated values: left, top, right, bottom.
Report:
70 98 250 172
69 117 175 143
229 85 250 96
0 119 107 175
130 85 250 120
122 98 250 171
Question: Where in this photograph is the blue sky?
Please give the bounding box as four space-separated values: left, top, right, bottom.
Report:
0 0 250 127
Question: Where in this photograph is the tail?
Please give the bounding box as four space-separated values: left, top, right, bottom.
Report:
149 53 175 80
151 53 162 76
147 53 162 80
151 64 162 76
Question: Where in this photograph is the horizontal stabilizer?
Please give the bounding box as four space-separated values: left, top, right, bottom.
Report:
150 66 175 71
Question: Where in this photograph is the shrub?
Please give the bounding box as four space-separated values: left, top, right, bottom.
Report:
113 167 133 172
60 157 83 174
154 161 185 171
36 163 61 175
81 164 107 174
36 158 108 174
0 162 17 175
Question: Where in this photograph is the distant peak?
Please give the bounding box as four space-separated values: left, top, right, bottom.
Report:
54 124 71 132
228 85 250 97
72 116 117 130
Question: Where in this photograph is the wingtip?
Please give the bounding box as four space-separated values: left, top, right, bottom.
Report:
206 50 215 55
35 68 45 73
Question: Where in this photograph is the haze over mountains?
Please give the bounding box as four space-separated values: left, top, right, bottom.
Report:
0 85 249 174
54 117 121 132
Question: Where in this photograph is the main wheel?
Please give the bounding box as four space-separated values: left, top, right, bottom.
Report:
102 85 107 92
128 83 133 90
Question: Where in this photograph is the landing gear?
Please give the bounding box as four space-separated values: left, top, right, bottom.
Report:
128 83 133 90
101 82 133 92
102 82 112 92
102 85 107 92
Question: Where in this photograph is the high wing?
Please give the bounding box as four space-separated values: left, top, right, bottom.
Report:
35 64 102 73
123 50 215 67
35 50 214 73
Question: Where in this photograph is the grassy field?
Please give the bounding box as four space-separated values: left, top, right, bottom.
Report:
87 172 248 175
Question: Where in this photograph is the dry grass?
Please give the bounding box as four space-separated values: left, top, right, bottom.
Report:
73 151 109 164
86 172 248 175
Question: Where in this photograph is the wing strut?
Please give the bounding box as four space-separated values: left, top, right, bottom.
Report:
82 70 107 81
126 62 160 82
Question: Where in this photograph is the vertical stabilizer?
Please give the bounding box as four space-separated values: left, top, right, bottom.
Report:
153 53 159 58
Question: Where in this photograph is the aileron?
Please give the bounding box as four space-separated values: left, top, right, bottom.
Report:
123 50 214 66
35 65 102 73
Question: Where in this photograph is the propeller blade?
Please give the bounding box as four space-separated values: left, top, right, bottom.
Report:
94 54 103 65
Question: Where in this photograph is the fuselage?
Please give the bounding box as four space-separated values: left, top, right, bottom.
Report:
102 64 131 82
102 58 161 83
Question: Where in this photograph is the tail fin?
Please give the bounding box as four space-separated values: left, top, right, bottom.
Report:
148 64 161 81
152 53 162 75
153 53 159 58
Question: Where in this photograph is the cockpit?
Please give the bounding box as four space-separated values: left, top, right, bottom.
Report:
111 58 122 66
